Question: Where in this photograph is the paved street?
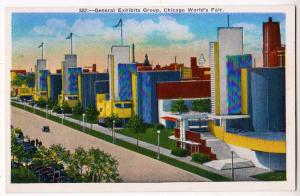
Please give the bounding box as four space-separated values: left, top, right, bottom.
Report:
11 106 209 182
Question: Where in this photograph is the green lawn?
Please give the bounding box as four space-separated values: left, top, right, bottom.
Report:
11 167 39 183
11 101 230 181
70 114 98 124
117 128 176 149
252 171 286 181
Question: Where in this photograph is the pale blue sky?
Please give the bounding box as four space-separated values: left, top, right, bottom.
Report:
12 12 285 71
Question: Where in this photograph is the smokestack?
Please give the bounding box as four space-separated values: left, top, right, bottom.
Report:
132 43 135 63
190 57 197 68
92 64 96 72
268 17 272 22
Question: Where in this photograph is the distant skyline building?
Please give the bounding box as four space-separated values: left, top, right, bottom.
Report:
263 17 285 67
217 27 243 115
198 53 206 67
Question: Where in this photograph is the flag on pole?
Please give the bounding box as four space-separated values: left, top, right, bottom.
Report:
113 19 122 28
38 42 44 48
66 33 73 39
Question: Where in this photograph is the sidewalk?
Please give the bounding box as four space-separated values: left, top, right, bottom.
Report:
13 101 268 181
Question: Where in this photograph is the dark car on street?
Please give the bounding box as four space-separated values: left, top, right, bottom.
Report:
42 126 50 132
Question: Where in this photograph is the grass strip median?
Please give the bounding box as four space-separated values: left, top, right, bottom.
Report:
251 171 286 181
11 101 230 181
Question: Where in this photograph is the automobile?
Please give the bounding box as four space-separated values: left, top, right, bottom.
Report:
42 126 50 132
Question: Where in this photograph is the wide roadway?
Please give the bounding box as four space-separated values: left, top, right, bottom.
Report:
11 106 209 182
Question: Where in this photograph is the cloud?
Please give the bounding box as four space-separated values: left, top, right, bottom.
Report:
31 16 195 44
71 19 105 36
122 16 195 44
232 22 259 31
32 18 68 36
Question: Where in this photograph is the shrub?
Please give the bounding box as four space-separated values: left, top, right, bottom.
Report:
104 113 121 128
11 167 39 183
154 123 165 130
61 102 72 114
192 99 211 113
125 115 146 146
52 105 62 114
171 147 188 157
85 105 100 123
192 152 210 163
73 102 83 116
36 98 47 108
171 99 189 114
46 100 56 110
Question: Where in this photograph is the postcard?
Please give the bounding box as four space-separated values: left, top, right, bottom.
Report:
5 4 296 193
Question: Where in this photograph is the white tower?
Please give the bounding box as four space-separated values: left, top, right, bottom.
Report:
218 27 243 115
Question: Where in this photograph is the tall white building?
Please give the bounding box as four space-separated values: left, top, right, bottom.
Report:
209 42 219 115
62 54 77 94
35 59 46 91
111 45 130 100
217 27 243 115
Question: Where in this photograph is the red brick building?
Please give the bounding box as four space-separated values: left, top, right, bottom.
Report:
190 57 210 80
263 17 285 67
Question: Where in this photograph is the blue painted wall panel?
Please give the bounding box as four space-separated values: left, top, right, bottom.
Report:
39 70 48 91
49 74 62 101
137 71 180 124
226 54 252 114
68 68 82 95
95 80 109 94
118 64 137 101
80 73 109 110
227 67 285 132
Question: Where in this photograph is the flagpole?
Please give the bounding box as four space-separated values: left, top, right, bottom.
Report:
71 33 73 54
121 19 123 45
42 44 44 60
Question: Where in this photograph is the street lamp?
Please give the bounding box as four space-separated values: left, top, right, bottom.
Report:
157 130 160 159
82 113 85 132
46 104 48 119
62 108 64 124
112 120 115 144
231 151 234 181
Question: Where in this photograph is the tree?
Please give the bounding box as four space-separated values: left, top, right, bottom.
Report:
48 144 70 164
32 146 52 167
104 113 121 129
125 115 146 146
46 100 56 110
171 99 189 114
73 102 83 116
14 145 25 165
11 74 25 87
84 148 121 182
11 130 18 164
72 147 87 174
24 73 35 87
66 147 87 182
11 128 25 165
85 105 100 123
